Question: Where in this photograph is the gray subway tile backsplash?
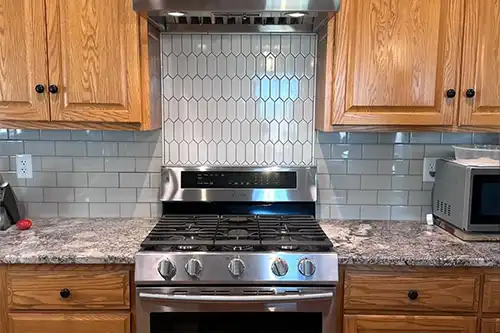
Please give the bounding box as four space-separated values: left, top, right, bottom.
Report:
390 206 422 221
362 145 393 159
377 190 409 205
89 203 120 218
360 175 391 190
75 188 106 203
360 206 390 220
87 142 119 157
59 203 89 218
329 205 361 219
56 141 87 156
347 190 377 205
377 160 409 175
1 128 498 221
41 157 73 171
332 144 362 159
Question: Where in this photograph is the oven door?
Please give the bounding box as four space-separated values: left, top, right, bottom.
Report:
136 286 336 333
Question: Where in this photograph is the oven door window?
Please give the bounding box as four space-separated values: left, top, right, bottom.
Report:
150 312 322 333
471 174 500 224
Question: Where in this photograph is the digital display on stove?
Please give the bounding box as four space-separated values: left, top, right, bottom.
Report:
180 171 297 189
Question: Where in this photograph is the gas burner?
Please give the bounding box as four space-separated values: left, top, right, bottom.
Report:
278 245 298 251
222 245 254 251
227 229 249 238
221 215 257 223
176 244 200 251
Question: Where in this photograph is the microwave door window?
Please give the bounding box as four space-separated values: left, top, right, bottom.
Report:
471 175 500 224
150 312 323 333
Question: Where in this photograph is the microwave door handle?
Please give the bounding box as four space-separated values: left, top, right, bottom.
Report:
139 292 334 303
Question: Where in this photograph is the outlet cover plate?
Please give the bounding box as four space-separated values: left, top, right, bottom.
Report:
16 154 33 179
423 157 438 182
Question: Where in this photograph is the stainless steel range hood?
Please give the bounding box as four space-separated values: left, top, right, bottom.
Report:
133 0 340 32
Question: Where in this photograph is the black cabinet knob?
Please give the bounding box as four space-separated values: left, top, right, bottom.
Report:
446 89 456 98
48 85 59 94
60 288 71 299
465 89 475 98
35 84 45 93
408 290 419 300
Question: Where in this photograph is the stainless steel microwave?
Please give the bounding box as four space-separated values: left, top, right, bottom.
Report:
433 159 500 232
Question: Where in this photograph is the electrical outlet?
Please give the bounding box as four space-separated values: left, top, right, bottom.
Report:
423 157 438 182
16 154 33 179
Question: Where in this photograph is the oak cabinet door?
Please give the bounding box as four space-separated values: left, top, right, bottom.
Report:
9 313 130 333
332 0 464 125
344 315 476 333
46 0 142 123
0 0 50 121
460 0 500 126
482 319 500 333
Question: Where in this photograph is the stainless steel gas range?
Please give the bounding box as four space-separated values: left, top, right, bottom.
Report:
135 166 338 333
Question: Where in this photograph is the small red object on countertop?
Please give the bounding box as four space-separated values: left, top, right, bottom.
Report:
16 219 32 230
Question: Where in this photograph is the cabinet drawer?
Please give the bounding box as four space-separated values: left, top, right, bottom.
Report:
483 275 500 313
344 271 480 312
8 270 130 310
344 315 476 333
9 313 130 333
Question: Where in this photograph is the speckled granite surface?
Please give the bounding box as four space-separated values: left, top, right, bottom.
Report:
0 218 156 264
1 218 499 266
321 220 500 267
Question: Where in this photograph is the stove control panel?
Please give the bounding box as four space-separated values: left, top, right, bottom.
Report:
298 258 316 277
181 171 297 189
138 252 338 285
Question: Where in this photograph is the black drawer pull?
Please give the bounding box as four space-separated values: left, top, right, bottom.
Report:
407 290 419 300
60 288 71 299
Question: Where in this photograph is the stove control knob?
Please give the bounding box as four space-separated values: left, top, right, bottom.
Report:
271 258 289 277
185 259 203 278
298 258 316 277
157 259 176 280
228 258 246 277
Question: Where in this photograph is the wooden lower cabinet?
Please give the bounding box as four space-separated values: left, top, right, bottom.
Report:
0 265 133 333
8 313 130 333
482 319 500 333
344 315 476 333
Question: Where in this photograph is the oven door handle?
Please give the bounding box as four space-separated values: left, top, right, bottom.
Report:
139 292 334 303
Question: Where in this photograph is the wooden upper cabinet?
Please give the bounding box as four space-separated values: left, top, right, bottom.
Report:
331 0 464 126
460 0 500 126
0 0 50 121
46 0 142 123
344 315 476 333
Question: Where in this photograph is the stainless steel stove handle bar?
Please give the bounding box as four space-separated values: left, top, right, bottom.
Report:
139 292 334 303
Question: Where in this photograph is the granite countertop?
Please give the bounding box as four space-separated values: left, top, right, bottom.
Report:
0 218 499 266
0 218 156 264
322 220 500 267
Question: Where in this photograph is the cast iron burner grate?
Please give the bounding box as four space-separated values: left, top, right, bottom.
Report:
141 214 333 252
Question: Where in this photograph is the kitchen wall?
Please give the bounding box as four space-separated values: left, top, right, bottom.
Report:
0 129 162 218
162 33 316 166
315 132 500 221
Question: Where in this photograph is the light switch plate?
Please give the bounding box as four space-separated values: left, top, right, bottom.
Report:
16 154 33 179
423 157 438 182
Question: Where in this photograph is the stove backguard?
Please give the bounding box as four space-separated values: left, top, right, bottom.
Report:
160 166 317 203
